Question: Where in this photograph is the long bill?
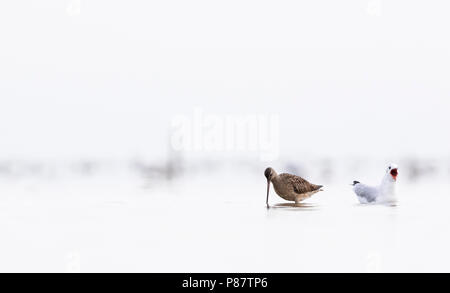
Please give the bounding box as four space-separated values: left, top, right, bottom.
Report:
266 179 270 208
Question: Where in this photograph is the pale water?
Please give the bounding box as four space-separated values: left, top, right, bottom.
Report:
1 171 449 273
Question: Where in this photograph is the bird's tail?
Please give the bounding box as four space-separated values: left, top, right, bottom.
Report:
314 184 324 191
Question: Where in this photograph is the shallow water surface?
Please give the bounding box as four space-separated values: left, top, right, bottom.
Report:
0 174 449 272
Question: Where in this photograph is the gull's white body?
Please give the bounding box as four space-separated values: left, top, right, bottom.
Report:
353 164 398 204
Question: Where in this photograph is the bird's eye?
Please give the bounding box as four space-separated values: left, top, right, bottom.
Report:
389 167 391 170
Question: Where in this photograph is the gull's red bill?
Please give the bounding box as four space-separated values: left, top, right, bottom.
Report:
390 168 398 179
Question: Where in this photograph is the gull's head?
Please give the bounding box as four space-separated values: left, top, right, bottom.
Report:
386 163 399 181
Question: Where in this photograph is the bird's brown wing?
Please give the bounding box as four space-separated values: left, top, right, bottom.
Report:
280 173 322 194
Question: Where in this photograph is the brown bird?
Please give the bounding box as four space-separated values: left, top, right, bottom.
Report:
265 167 323 208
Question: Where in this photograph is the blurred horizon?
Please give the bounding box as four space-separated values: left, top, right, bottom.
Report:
1 155 448 186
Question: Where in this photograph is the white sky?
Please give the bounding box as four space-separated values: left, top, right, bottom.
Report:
1 1 450 160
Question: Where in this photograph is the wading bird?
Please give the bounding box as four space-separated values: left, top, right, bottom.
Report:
265 167 323 208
